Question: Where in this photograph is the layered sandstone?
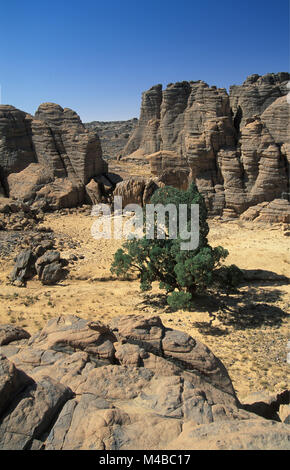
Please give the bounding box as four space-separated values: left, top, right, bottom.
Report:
0 103 108 209
1 73 289 216
230 72 289 129
122 73 290 217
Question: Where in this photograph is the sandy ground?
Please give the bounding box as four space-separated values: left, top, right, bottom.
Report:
108 155 152 180
0 212 289 401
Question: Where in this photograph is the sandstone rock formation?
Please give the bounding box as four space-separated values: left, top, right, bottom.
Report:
122 73 290 218
113 178 158 207
0 314 289 450
240 198 290 223
84 118 138 159
0 103 108 210
0 325 30 346
1 74 289 217
230 73 289 129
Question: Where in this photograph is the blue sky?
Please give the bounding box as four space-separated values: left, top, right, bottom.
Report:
1 0 289 122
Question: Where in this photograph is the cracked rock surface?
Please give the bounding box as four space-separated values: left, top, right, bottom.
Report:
0 314 289 450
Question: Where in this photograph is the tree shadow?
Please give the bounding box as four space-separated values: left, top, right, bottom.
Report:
191 321 229 336
137 284 289 335
190 287 288 332
241 287 285 304
240 269 289 287
137 293 169 310
215 302 288 330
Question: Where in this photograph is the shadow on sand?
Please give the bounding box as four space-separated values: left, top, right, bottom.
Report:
138 269 289 336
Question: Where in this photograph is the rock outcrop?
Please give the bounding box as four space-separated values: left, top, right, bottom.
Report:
9 242 68 287
122 73 290 217
84 118 138 159
0 103 108 210
1 74 289 217
240 198 290 223
0 197 41 231
0 314 289 450
113 178 159 207
229 72 289 129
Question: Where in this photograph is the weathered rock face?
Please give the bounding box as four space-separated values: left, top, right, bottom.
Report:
123 85 163 159
9 242 68 287
84 118 138 159
113 177 159 207
0 106 36 192
122 73 290 217
230 72 289 129
241 198 290 223
0 103 108 209
34 103 106 184
0 314 289 450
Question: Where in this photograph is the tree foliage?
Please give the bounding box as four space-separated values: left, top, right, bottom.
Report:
110 183 242 309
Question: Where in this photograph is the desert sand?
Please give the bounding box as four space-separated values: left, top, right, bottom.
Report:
0 210 289 401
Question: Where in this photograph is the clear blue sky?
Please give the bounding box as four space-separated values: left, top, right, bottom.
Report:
1 0 289 122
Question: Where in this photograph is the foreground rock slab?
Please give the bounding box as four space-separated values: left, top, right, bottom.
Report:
0 314 289 450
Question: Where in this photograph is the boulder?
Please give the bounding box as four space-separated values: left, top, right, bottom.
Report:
113 177 159 207
279 405 290 424
113 178 147 207
7 163 53 203
0 325 30 346
0 314 289 450
9 247 68 287
28 315 117 360
40 262 66 285
9 249 36 286
0 354 32 417
0 375 73 450
85 178 103 204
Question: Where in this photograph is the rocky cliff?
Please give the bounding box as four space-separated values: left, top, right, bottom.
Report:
122 73 290 217
0 103 108 210
1 74 289 217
